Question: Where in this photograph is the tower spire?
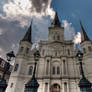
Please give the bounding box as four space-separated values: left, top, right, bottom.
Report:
80 21 90 42
52 12 61 27
22 21 32 43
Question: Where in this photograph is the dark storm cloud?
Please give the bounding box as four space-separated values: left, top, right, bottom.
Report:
30 0 49 12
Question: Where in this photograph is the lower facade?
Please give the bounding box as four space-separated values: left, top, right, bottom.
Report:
6 76 80 92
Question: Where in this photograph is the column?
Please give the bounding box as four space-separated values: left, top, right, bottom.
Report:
62 82 64 92
48 83 50 92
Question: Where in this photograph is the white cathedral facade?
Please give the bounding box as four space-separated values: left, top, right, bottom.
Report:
6 12 92 92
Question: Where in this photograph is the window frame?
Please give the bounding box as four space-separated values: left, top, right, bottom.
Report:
28 66 33 75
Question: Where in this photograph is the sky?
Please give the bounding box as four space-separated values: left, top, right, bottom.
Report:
0 0 92 59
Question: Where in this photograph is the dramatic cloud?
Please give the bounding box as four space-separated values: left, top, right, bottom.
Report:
0 0 55 58
0 0 81 59
73 32 81 44
31 0 51 12
62 20 75 40
2 0 54 19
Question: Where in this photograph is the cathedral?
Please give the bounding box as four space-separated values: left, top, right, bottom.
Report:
6 12 92 92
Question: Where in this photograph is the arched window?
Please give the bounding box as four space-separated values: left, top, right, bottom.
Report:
14 64 19 72
52 66 55 74
28 66 33 75
51 84 60 92
57 66 60 74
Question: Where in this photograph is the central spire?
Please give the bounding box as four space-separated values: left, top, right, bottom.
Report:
80 22 90 42
22 21 32 43
52 12 61 27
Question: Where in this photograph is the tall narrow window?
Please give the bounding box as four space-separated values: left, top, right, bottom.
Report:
57 66 60 74
64 82 67 92
67 49 70 55
52 66 55 74
63 60 66 75
28 66 33 75
14 64 19 72
46 60 49 75
42 49 45 56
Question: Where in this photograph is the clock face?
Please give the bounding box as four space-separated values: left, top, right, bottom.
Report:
50 43 63 50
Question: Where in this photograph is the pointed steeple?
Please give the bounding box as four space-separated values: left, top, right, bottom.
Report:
22 22 32 43
52 12 61 27
80 21 90 42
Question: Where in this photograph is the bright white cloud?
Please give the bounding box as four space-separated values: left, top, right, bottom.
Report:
0 0 55 58
1 0 55 28
2 0 54 19
3 0 32 17
0 0 80 59
31 43 39 50
73 32 81 44
62 20 75 40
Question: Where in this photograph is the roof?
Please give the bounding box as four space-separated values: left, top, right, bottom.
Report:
22 23 32 43
51 12 61 27
80 22 90 42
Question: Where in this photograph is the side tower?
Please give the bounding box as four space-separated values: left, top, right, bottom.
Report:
80 22 92 81
6 24 32 92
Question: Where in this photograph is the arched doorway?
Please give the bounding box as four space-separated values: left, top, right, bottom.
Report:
51 84 60 92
